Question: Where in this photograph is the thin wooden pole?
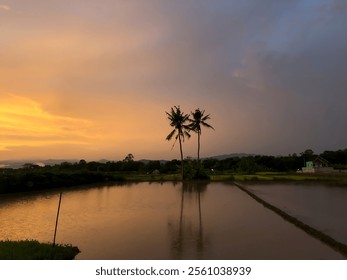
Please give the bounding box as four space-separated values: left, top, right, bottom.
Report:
53 192 63 247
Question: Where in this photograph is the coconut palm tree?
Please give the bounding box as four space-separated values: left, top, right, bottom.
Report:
166 106 191 180
189 109 214 164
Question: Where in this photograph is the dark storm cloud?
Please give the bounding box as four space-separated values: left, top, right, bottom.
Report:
124 0 347 155
143 0 347 155
245 0 347 153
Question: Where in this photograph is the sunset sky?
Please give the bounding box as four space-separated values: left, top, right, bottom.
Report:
1 0 347 161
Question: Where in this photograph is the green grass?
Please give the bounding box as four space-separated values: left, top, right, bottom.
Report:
2 169 347 195
85 171 347 183
123 173 180 181
0 240 80 260
210 171 347 183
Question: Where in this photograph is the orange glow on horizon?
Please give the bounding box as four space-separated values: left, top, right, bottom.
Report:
0 93 176 160
0 94 98 153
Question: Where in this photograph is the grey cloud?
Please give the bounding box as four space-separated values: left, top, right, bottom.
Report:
238 1 347 153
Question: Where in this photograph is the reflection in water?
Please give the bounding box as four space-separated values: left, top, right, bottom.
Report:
0 182 345 259
246 182 347 244
169 182 208 259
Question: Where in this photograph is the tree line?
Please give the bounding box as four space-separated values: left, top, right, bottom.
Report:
1 148 347 194
204 149 347 173
4 147 347 177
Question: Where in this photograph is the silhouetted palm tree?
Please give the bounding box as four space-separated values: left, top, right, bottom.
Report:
166 106 191 180
189 109 214 164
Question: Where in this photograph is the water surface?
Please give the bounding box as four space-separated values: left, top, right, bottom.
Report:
0 182 344 259
246 182 347 245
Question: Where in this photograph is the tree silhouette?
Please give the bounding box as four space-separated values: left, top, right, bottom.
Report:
123 153 134 162
166 106 191 180
189 109 214 164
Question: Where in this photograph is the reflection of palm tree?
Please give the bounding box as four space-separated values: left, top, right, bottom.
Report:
197 189 203 256
169 182 208 259
166 106 191 180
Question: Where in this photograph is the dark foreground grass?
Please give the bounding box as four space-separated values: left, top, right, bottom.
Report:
0 240 80 260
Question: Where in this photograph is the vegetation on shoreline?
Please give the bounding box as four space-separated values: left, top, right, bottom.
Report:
1 148 347 194
211 171 347 183
0 240 80 260
2 168 347 195
0 168 125 194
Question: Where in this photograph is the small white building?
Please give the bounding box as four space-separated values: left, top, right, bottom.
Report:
302 156 334 173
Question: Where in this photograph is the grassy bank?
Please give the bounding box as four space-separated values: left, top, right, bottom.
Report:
0 240 80 260
117 170 347 182
0 170 125 194
2 169 347 195
210 171 347 183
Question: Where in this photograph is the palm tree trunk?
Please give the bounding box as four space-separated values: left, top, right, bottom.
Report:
196 131 201 178
197 131 201 164
178 133 184 180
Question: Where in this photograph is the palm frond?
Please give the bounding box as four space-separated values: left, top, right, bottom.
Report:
165 105 193 146
201 121 214 130
166 129 176 141
184 130 191 139
170 137 178 150
201 114 211 121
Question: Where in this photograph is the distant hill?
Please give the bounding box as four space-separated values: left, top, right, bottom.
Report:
0 153 255 169
204 153 255 160
0 159 78 169
139 159 168 164
140 154 255 162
